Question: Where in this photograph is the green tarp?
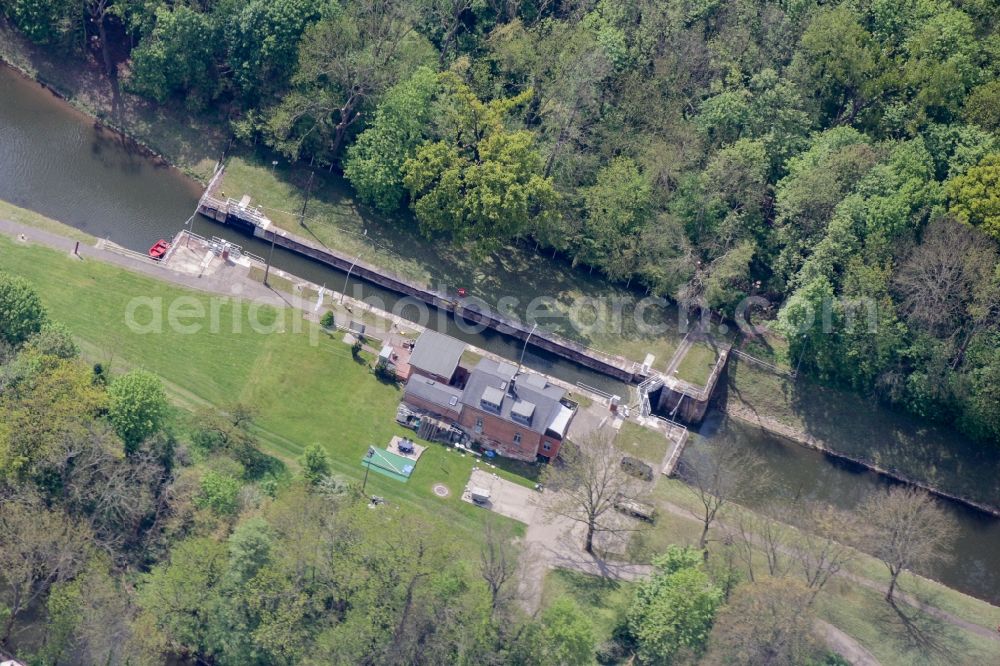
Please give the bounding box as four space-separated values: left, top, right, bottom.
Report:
361 447 415 483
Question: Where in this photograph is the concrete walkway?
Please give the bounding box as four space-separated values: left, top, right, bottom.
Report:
0 218 287 307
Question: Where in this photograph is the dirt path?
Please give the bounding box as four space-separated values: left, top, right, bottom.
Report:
815 619 881 665
517 494 881 665
654 498 1000 644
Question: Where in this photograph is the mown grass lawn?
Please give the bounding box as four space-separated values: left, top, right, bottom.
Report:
616 421 669 465
220 152 683 366
0 233 524 545
674 340 718 387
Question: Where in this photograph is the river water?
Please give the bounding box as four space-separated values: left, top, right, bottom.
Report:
1 63 997 604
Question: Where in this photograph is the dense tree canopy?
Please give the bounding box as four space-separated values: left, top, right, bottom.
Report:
9 0 994 440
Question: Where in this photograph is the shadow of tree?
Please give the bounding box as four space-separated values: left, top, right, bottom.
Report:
868 597 973 664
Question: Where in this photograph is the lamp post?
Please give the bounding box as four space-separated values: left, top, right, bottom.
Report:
517 322 538 372
361 446 375 496
340 230 367 304
263 223 278 287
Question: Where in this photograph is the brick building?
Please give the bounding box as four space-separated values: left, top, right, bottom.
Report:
402 336 575 462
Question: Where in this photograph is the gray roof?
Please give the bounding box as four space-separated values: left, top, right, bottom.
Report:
409 330 466 379
481 386 505 409
404 375 463 412
511 399 535 421
461 359 568 435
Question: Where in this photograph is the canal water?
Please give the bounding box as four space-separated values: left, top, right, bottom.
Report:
682 413 1000 604
1 63 998 603
0 64 621 395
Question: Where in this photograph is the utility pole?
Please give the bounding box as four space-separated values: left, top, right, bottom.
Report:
299 171 314 226
263 223 278 287
361 446 375 495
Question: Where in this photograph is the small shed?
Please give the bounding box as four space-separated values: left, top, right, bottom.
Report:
379 344 393 363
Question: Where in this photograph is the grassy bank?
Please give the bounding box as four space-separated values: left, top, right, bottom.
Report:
598 475 1000 665
675 340 718 386
218 153 683 366
0 232 525 545
0 199 96 242
5 228 999 664
724 357 1000 511
616 421 669 465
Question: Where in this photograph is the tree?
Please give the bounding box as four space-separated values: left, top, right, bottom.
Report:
892 216 997 338
404 127 559 251
963 81 1000 132
400 75 559 250
626 546 722 664
195 471 243 516
1 0 78 46
137 537 229 660
704 577 822 666
480 520 517 616
0 271 48 347
128 6 219 108
791 5 885 125
265 0 428 163
578 157 653 281
106 369 168 454
0 354 106 482
860 486 956 604
344 66 441 212
541 428 644 554
947 152 1000 240
696 68 810 174
535 597 595 665
300 443 330 486
679 437 765 554
793 504 858 600
730 510 789 583
773 128 878 284
224 0 324 103
0 500 91 644
414 0 473 65
23 321 78 359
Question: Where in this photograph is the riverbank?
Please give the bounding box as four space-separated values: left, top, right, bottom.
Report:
722 357 1000 516
5 220 1000 655
3 28 997 521
0 21 225 181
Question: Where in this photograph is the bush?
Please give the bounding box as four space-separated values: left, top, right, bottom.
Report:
195 471 242 515
320 310 335 328
0 271 48 347
107 370 169 454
